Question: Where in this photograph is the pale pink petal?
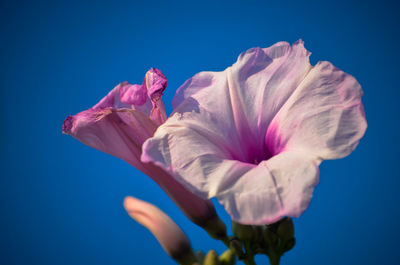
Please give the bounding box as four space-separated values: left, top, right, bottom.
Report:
171 40 312 163
143 40 316 197
143 125 319 224
124 196 193 260
265 61 367 159
63 108 157 172
142 122 239 198
217 151 320 224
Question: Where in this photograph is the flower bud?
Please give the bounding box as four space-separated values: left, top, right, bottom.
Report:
124 196 195 264
229 238 245 259
195 250 205 264
219 249 236 265
203 250 219 265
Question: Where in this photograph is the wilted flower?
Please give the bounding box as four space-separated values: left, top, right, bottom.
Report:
124 196 195 263
142 40 367 225
62 69 220 228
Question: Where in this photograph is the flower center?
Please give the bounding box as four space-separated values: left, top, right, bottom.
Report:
231 142 274 166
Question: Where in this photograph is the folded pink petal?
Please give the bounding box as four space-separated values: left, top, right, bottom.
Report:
144 68 168 125
143 41 367 224
63 69 218 227
90 68 168 124
63 108 156 171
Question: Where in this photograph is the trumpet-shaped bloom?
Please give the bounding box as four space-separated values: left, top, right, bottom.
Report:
124 196 193 261
142 40 367 225
62 68 218 227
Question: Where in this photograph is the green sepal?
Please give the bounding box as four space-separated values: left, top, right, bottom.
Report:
232 222 254 241
276 217 294 242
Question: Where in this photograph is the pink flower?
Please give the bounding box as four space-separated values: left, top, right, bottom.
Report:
142 40 367 225
124 196 194 262
62 68 219 227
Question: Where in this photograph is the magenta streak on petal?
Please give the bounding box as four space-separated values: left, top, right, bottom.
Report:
265 120 287 157
227 61 267 165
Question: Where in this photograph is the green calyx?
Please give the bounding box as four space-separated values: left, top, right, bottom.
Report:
177 217 296 265
261 217 296 265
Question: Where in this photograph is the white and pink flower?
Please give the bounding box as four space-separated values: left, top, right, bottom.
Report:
142 40 367 225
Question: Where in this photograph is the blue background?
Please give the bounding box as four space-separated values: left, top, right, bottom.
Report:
1 0 399 264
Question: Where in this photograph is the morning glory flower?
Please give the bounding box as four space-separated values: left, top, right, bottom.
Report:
142 40 367 225
62 69 220 228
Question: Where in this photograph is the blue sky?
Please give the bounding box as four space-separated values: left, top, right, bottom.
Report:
1 0 399 264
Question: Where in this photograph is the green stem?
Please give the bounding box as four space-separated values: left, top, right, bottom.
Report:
221 236 231 248
176 250 197 265
243 241 256 265
243 257 256 265
219 236 257 265
267 253 281 265
219 236 246 263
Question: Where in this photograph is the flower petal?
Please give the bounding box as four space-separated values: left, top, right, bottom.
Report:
93 81 151 114
217 151 320 224
265 61 367 159
144 68 168 125
143 125 319 224
142 122 243 198
171 40 312 163
92 68 168 124
62 68 169 169
63 108 157 172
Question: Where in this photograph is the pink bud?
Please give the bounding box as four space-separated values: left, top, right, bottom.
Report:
124 196 194 261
